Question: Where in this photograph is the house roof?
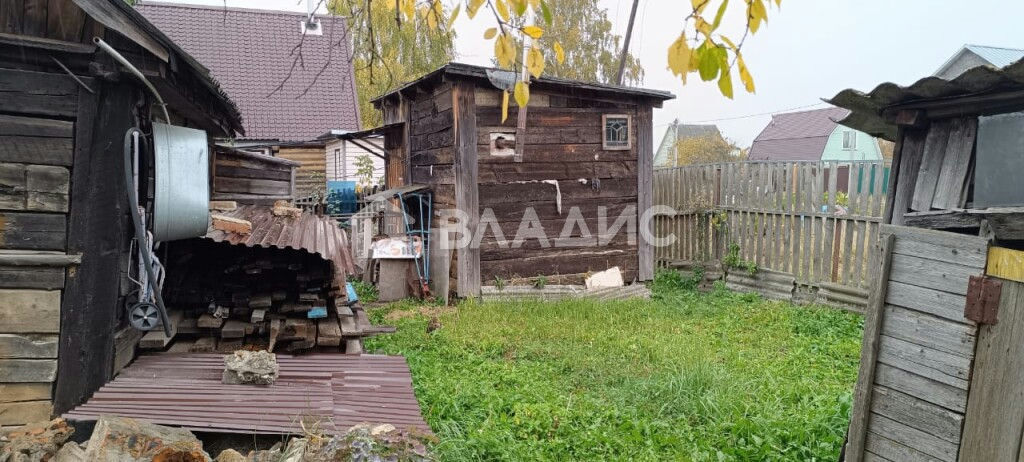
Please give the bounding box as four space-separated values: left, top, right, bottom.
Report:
72 0 244 135
372 62 675 104
828 56 1024 140
935 45 1024 77
654 122 723 166
747 107 850 161
135 2 361 142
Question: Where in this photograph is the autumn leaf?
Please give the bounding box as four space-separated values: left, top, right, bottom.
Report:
691 0 710 14
695 18 712 38
748 0 767 33
523 25 544 39
484 27 498 39
502 90 510 122
400 0 415 21
737 54 755 92
495 34 516 68
495 0 511 21
718 67 733 98
447 3 460 30
526 47 545 78
553 42 565 64
514 81 530 107
712 0 728 29
467 0 486 18
511 0 528 16
667 33 690 78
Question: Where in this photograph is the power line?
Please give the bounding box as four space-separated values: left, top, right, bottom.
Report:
680 102 831 124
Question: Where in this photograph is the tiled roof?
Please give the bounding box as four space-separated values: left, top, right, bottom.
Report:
136 2 361 141
747 107 850 161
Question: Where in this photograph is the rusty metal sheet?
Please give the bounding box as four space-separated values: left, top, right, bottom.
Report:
965 275 1003 324
203 205 356 283
63 353 430 435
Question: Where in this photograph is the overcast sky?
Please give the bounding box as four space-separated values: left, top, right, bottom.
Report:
147 0 1023 146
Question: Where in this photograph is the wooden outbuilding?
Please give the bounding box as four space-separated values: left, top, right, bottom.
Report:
830 57 1024 461
0 0 242 424
364 63 673 297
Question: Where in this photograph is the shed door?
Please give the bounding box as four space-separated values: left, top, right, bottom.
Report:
959 248 1024 461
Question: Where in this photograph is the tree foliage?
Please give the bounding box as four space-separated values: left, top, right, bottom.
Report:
673 134 744 166
329 0 457 128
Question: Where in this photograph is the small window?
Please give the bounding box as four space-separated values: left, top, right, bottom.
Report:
842 130 857 150
603 114 631 150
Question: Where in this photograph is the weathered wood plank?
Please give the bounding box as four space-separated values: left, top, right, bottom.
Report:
0 289 60 333
0 400 52 426
869 413 957 461
453 81 480 298
890 130 926 225
0 359 57 382
846 233 895 462
986 246 1024 284
0 211 66 250
637 106 653 281
881 305 975 359
865 431 945 462
874 363 967 413
0 382 50 403
911 121 952 212
889 254 981 296
877 336 968 389
959 280 1024 462
0 114 73 138
871 385 963 444
0 135 73 166
882 224 989 269
0 334 58 358
214 177 291 196
886 281 969 325
932 118 976 210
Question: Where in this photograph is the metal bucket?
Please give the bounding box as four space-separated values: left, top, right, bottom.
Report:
152 123 210 241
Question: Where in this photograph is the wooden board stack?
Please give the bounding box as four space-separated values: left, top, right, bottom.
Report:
146 238 392 354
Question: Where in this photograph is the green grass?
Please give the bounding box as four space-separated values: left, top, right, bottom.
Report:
365 279 862 461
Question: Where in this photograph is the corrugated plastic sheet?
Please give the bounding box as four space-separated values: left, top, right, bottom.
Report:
828 58 1024 140
63 354 431 435
204 205 356 282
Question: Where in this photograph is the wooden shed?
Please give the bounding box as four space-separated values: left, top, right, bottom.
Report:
0 0 242 424
830 58 1024 461
364 63 673 297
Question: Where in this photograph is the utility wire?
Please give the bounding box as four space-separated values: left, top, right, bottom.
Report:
679 102 830 124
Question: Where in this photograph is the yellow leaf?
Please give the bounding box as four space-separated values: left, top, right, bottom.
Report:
553 42 565 64
690 0 710 14
526 47 545 78
718 68 733 99
719 35 738 50
695 18 712 38
447 3 461 30
667 33 690 77
467 0 486 18
495 0 510 21
484 27 498 39
748 0 767 34
737 55 755 92
401 0 415 21
501 90 510 123
514 81 530 107
424 4 438 29
386 0 396 11
523 25 544 39
494 34 516 68
510 0 527 15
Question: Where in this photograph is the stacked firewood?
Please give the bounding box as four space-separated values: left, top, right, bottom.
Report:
151 239 388 354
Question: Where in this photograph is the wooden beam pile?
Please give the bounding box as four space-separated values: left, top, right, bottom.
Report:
150 239 388 354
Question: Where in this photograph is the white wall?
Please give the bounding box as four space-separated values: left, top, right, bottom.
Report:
325 138 384 184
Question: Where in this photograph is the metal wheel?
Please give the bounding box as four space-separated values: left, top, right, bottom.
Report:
128 302 160 331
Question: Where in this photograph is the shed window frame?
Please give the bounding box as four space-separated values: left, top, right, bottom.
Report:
842 130 858 150
602 114 632 151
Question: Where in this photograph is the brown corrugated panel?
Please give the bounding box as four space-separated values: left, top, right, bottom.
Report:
205 205 356 283
63 354 430 435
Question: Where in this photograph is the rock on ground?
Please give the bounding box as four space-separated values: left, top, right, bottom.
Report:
0 418 74 462
222 350 279 385
84 416 209 461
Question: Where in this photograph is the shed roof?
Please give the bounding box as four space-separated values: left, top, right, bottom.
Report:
135 2 361 142
828 57 1024 140
747 107 850 161
373 62 675 104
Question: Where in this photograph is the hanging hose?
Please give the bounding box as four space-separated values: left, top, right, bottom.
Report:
124 128 172 336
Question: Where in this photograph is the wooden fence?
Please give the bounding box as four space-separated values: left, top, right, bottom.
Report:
654 161 890 305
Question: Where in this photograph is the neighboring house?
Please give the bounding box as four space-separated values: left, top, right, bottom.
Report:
934 44 1024 80
747 107 881 162
654 120 726 167
322 134 385 184
136 2 371 195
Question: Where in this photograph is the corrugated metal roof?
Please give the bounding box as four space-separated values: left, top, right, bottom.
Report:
205 205 356 283
828 58 1024 140
747 107 849 161
63 353 431 435
966 45 1024 69
136 2 361 141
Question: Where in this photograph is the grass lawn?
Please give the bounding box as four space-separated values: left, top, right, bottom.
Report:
364 276 863 461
